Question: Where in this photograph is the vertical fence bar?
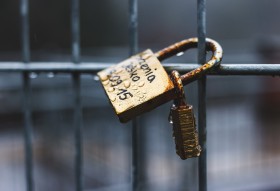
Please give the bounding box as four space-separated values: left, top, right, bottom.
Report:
129 0 138 56
197 0 207 191
71 0 83 190
129 0 139 190
20 0 33 191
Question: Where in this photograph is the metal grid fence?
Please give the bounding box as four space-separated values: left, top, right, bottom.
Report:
0 0 279 191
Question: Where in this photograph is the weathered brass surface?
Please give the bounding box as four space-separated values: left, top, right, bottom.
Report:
170 105 201 159
97 49 174 122
169 70 201 159
98 37 223 122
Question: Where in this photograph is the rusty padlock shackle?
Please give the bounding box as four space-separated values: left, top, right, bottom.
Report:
154 37 223 86
170 70 187 107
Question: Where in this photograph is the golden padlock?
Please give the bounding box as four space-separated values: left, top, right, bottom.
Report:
169 70 201 160
98 37 223 122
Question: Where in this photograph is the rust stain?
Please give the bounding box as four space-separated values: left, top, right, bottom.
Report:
155 37 223 85
97 37 223 123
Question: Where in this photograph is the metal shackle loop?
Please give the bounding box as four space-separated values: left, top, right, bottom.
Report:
155 37 223 86
170 70 187 107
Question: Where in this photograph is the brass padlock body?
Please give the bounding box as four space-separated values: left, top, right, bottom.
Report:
98 50 175 122
98 38 223 122
170 104 201 159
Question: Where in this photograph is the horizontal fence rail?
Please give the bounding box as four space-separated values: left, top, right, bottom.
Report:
0 63 279 75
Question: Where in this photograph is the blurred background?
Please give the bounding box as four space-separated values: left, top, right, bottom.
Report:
0 0 280 190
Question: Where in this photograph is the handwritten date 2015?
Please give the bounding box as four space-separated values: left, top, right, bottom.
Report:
117 88 133 100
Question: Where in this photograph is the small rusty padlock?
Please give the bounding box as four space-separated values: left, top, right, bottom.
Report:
169 70 201 159
98 37 222 122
